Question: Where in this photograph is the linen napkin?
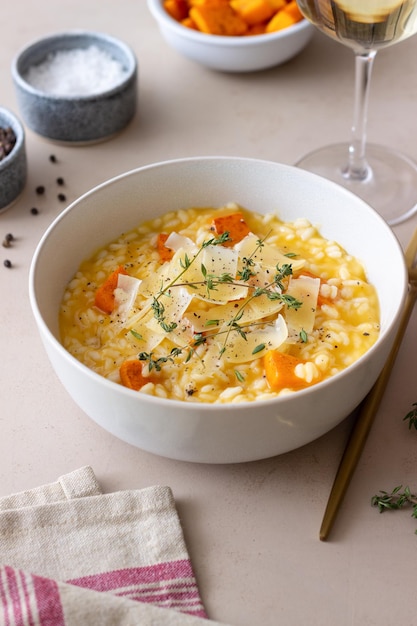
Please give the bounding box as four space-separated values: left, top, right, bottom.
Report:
0 467 229 625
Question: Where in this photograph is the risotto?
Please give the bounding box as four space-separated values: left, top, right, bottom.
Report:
59 203 380 404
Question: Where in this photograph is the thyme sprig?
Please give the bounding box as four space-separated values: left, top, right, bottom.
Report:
216 262 301 356
372 403 417 534
403 402 417 430
372 486 417 533
138 347 187 372
134 229 302 369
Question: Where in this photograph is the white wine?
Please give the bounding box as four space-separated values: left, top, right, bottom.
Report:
296 0 417 51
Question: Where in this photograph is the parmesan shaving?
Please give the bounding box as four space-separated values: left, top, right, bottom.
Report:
235 233 306 272
285 275 320 333
183 244 247 304
114 274 141 323
217 314 288 363
164 232 197 254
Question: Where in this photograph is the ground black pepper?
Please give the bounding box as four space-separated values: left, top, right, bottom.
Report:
56 177 64 186
3 259 12 268
30 207 39 215
58 193 66 202
49 154 57 163
35 185 45 195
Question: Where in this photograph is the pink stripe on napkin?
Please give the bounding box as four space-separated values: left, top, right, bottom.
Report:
0 469 230 625
1 566 65 626
68 559 207 617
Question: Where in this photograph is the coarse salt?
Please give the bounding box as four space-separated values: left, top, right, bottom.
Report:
25 45 127 96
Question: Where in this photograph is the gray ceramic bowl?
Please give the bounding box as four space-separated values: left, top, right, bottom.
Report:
11 31 138 144
0 106 27 212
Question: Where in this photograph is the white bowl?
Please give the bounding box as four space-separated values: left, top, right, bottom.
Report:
147 0 314 72
29 157 407 463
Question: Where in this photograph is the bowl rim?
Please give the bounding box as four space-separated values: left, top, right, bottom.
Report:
0 106 25 171
11 29 138 102
147 0 313 46
29 156 408 412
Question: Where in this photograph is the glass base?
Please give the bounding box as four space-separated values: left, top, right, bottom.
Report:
295 142 417 226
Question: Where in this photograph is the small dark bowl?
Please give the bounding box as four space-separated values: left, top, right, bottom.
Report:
11 31 138 144
0 107 27 212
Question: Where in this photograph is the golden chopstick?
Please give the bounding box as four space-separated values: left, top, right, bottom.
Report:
319 226 417 541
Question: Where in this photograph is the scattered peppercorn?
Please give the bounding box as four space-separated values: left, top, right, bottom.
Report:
49 154 57 163
30 207 39 215
3 259 12 268
36 185 45 195
56 177 64 186
58 193 66 202
2 233 14 248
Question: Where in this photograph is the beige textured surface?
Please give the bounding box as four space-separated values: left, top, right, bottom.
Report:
1 2 417 625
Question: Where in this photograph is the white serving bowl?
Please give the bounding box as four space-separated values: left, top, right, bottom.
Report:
29 157 407 463
147 0 314 72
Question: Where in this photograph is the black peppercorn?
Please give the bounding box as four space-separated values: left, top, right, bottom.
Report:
56 177 64 186
0 127 16 162
30 207 39 215
58 193 66 202
36 185 45 195
3 259 12 268
49 154 57 163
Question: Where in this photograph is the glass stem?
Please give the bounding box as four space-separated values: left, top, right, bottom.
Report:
343 49 377 181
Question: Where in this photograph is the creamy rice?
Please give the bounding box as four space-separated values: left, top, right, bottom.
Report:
59 204 380 403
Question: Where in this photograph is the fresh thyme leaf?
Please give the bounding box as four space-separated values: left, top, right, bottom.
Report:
252 343 266 355
265 291 282 301
274 263 293 291
203 232 231 247
235 370 245 382
138 351 167 372
232 323 247 340
284 252 298 258
138 348 183 372
205 319 220 327
193 333 206 346
403 402 417 430
233 310 245 322
218 273 234 283
238 266 255 281
160 320 178 332
151 297 177 333
185 349 193 363
281 294 302 309
299 329 308 343
130 329 143 341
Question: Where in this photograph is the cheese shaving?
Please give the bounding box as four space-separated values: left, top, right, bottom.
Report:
285 275 320 333
216 314 288 363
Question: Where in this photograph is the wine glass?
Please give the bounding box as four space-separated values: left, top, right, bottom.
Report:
295 0 417 226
